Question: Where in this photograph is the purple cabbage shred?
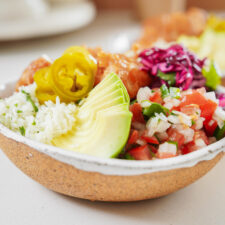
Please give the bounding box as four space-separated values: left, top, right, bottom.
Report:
139 44 206 90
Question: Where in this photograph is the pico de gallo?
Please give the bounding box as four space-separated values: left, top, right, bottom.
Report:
121 85 225 160
119 42 225 160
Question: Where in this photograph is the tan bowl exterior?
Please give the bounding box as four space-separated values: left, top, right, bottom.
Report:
0 132 223 202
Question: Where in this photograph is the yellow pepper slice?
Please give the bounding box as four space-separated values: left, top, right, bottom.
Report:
35 89 57 104
49 48 97 102
34 46 97 104
34 67 57 104
34 67 52 91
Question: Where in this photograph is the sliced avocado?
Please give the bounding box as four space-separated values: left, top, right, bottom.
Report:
88 73 119 97
53 110 131 158
78 96 126 120
80 88 125 112
52 73 132 158
82 79 128 108
85 73 129 104
75 104 130 135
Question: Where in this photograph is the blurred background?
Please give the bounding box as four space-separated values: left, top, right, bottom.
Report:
1 0 225 78
0 0 225 41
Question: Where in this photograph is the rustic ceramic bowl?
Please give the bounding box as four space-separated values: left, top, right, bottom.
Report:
0 81 225 202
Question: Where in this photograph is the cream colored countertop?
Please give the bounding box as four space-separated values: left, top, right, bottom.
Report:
0 11 225 225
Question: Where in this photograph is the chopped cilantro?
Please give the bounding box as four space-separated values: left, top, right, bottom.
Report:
14 103 18 107
130 99 137 105
160 84 169 98
21 90 38 112
214 122 225 140
17 110 22 113
32 121 36 126
160 84 180 99
157 70 176 86
19 126 25 136
150 150 156 158
191 120 195 125
124 153 135 160
2 113 6 116
143 102 170 118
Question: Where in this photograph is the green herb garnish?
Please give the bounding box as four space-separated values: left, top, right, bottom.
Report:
124 153 135 160
21 90 38 112
19 126 25 136
17 110 22 113
130 99 137 105
214 123 225 140
157 70 176 86
143 102 170 118
160 84 180 99
202 62 221 90
160 84 169 98
32 121 36 126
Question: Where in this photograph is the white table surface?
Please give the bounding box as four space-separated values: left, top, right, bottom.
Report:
0 11 225 225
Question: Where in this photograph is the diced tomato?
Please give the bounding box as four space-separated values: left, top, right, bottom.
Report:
149 91 163 104
156 152 176 159
194 130 209 145
128 130 139 145
180 104 199 116
149 145 158 154
181 142 196 154
141 135 159 144
204 120 218 137
181 130 209 154
180 91 217 122
128 145 151 160
129 103 145 123
180 91 205 107
167 128 185 148
200 101 217 122
171 106 180 111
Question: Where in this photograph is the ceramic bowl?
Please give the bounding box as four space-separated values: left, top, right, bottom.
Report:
0 81 225 202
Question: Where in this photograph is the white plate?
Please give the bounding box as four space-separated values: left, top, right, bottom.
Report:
0 0 96 41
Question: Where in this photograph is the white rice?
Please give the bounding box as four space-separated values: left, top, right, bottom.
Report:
0 83 77 144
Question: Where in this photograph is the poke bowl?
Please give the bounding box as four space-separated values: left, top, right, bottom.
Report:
1 8 225 202
0 82 224 201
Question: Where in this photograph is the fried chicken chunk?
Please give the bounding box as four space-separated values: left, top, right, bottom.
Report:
89 48 151 99
15 56 51 91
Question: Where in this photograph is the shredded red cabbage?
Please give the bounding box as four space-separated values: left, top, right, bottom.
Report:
139 44 206 90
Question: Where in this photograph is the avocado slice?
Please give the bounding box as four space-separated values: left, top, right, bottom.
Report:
52 73 132 158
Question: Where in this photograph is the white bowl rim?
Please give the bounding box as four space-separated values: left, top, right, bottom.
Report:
0 81 225 176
